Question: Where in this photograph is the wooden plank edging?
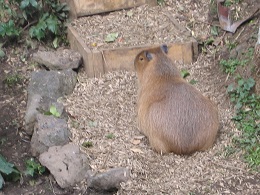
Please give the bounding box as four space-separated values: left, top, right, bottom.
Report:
67 25 198 78
67 0 157 18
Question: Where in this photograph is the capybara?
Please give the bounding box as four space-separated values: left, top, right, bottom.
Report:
134 45 219 154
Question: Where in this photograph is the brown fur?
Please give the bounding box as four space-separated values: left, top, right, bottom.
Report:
134 45 219 154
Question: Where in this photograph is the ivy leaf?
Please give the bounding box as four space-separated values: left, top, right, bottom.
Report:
246 78 255 89
0 48 5 58
181 70 190 78
105 33 119 43
22 10 28 21
46 16 58 34
49 105 61 117
227 84 234 93
24 158 45 177
29 26 45 40
29 0 38 8
0 24 5 36
20 0 30 9
0 173 4 189
0 154 20 182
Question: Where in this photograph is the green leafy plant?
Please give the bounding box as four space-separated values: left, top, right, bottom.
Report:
24 158 45 177
88 120 98 127
210 26 219 36
224 0 241 6
189 79 198 85
0 0 69 46
0 48 5 58
227 77 260 168
226 40 238 50
0 20 20 38
157 0 165 5
0 154 21 189
3 73 23 86
106 133 115 139
181 69 190 78
49 105 61 117
44 105 61 117
220 59 246 75
105 33 119 43
82 141 93 148
227 77 255 109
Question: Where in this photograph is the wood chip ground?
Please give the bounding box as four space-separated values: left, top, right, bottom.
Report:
64 0 260 194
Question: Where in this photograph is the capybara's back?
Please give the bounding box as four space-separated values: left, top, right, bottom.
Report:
134 45 219 154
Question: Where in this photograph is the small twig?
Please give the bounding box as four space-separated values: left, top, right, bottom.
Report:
20 20 38 33
234 26 245 42
195 19 221 27
206 46 213 55
225 72 230 82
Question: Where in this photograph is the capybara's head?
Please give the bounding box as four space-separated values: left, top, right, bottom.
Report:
134 45 180 82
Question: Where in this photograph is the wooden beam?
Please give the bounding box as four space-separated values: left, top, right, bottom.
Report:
67 0 157 18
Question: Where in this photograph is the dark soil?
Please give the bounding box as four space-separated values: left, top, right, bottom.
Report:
0 45 75 195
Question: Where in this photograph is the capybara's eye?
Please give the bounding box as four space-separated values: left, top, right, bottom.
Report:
140 57 144 61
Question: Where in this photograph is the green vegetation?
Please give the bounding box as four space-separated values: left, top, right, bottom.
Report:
3 73 23 86
82 141 93 148
24 158 45 177
181 69 190 79
106 133 115 139
224 0 241 7
0 154 21 189
0 0 69 47
105 33 119 43
44 105 61 117
0 155 46 189
157 0 165 5
222 47 260 169
220 58 246 75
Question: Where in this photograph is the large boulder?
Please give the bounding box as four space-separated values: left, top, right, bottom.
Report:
32 49 82 70
31 114 71 156
39 144 90 188
86 167 130 193
24 69 77 135
27 69 77 99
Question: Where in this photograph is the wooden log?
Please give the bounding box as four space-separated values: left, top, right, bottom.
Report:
67 25 198 78
67 0 157 18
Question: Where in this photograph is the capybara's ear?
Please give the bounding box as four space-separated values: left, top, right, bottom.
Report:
145 51 153 61
161 44 168 54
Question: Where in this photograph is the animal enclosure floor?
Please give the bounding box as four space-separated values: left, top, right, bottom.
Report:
64 52 260 194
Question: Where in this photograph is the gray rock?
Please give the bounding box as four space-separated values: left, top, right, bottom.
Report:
31 114 71 156
28 69 77 100
33 49 82 70
24 69 77 135
24 94 42 135
87 168 130 193
39 144 90 188
24 95 65 135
